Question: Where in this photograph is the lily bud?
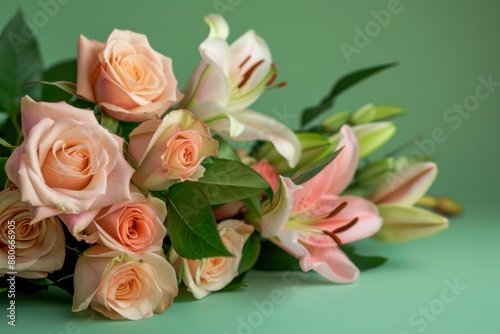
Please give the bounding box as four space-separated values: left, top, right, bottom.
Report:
321 111 351 132
257 132 333 173
418 195 463 216
330 122 396 158
351 104 375 124
371 162 437 206
356 158 395 187
373 204 449 243
351 104 405 125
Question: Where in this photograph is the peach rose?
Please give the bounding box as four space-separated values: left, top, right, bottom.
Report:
5 96 134 238
73 245 178 320
251 159 279 192
169 220 253 299
128 109 218 190
83 185 167 254
0 187 65 279
77 29 182 122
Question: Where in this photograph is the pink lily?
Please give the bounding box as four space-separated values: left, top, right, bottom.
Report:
249 126 382 283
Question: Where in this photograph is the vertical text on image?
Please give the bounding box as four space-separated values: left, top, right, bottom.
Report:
6 219 16 327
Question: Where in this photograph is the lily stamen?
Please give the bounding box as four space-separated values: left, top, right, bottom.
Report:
323 231 343 245
266 72 278 87
266 63 278 86
323 217 359 245
325 202 348 219
333 217 359 234
238 59 265 88
267 81 288 90
239 55 251 68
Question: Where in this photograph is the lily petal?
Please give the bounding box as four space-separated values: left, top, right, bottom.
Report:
190 101 246 137
200 37 231 80
213 109 301 168
247 177 302 238
315 195 383 245
204 14 229 40
227 31 273 111
276 230 360 283
300 243 360 283
179 38 231 110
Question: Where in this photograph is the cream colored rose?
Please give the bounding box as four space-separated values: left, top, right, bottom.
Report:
72 245 178 320
169 220 254 299
0 187 65 279
83 185 167 254
77 29 182 122
128 109 218 190
5 97 134 238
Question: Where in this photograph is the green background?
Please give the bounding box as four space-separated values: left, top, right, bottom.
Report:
1 0 499 333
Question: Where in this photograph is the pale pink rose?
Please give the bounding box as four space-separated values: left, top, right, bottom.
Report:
0 187 65 279
128 109 218 190
251 159 279 192
83 185 167 254
5 96 134 238
169 220 253 299
72 245 178 320
77 29 182 122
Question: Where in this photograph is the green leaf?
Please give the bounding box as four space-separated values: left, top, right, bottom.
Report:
166 182 232 259
177 260 185 286
264 186 274 203
27 278 54 286
340 245 387 271
238 233 261 274
30 80 77 97
0 138 15 148
0 111 9 128
300 62 398 127
0 287 7 293
196 158 270 205
42 59 77 102
241 196 261 218
0 157 8 189
118 121 141 142
0 10 43 112
254 240 300 271
99 108 119 133
214 135 240 161
222 273 248 291
290 148 342 185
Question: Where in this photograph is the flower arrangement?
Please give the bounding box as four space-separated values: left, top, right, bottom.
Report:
0 11 460 320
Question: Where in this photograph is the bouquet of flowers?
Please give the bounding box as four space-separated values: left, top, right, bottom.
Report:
0 11 460 320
